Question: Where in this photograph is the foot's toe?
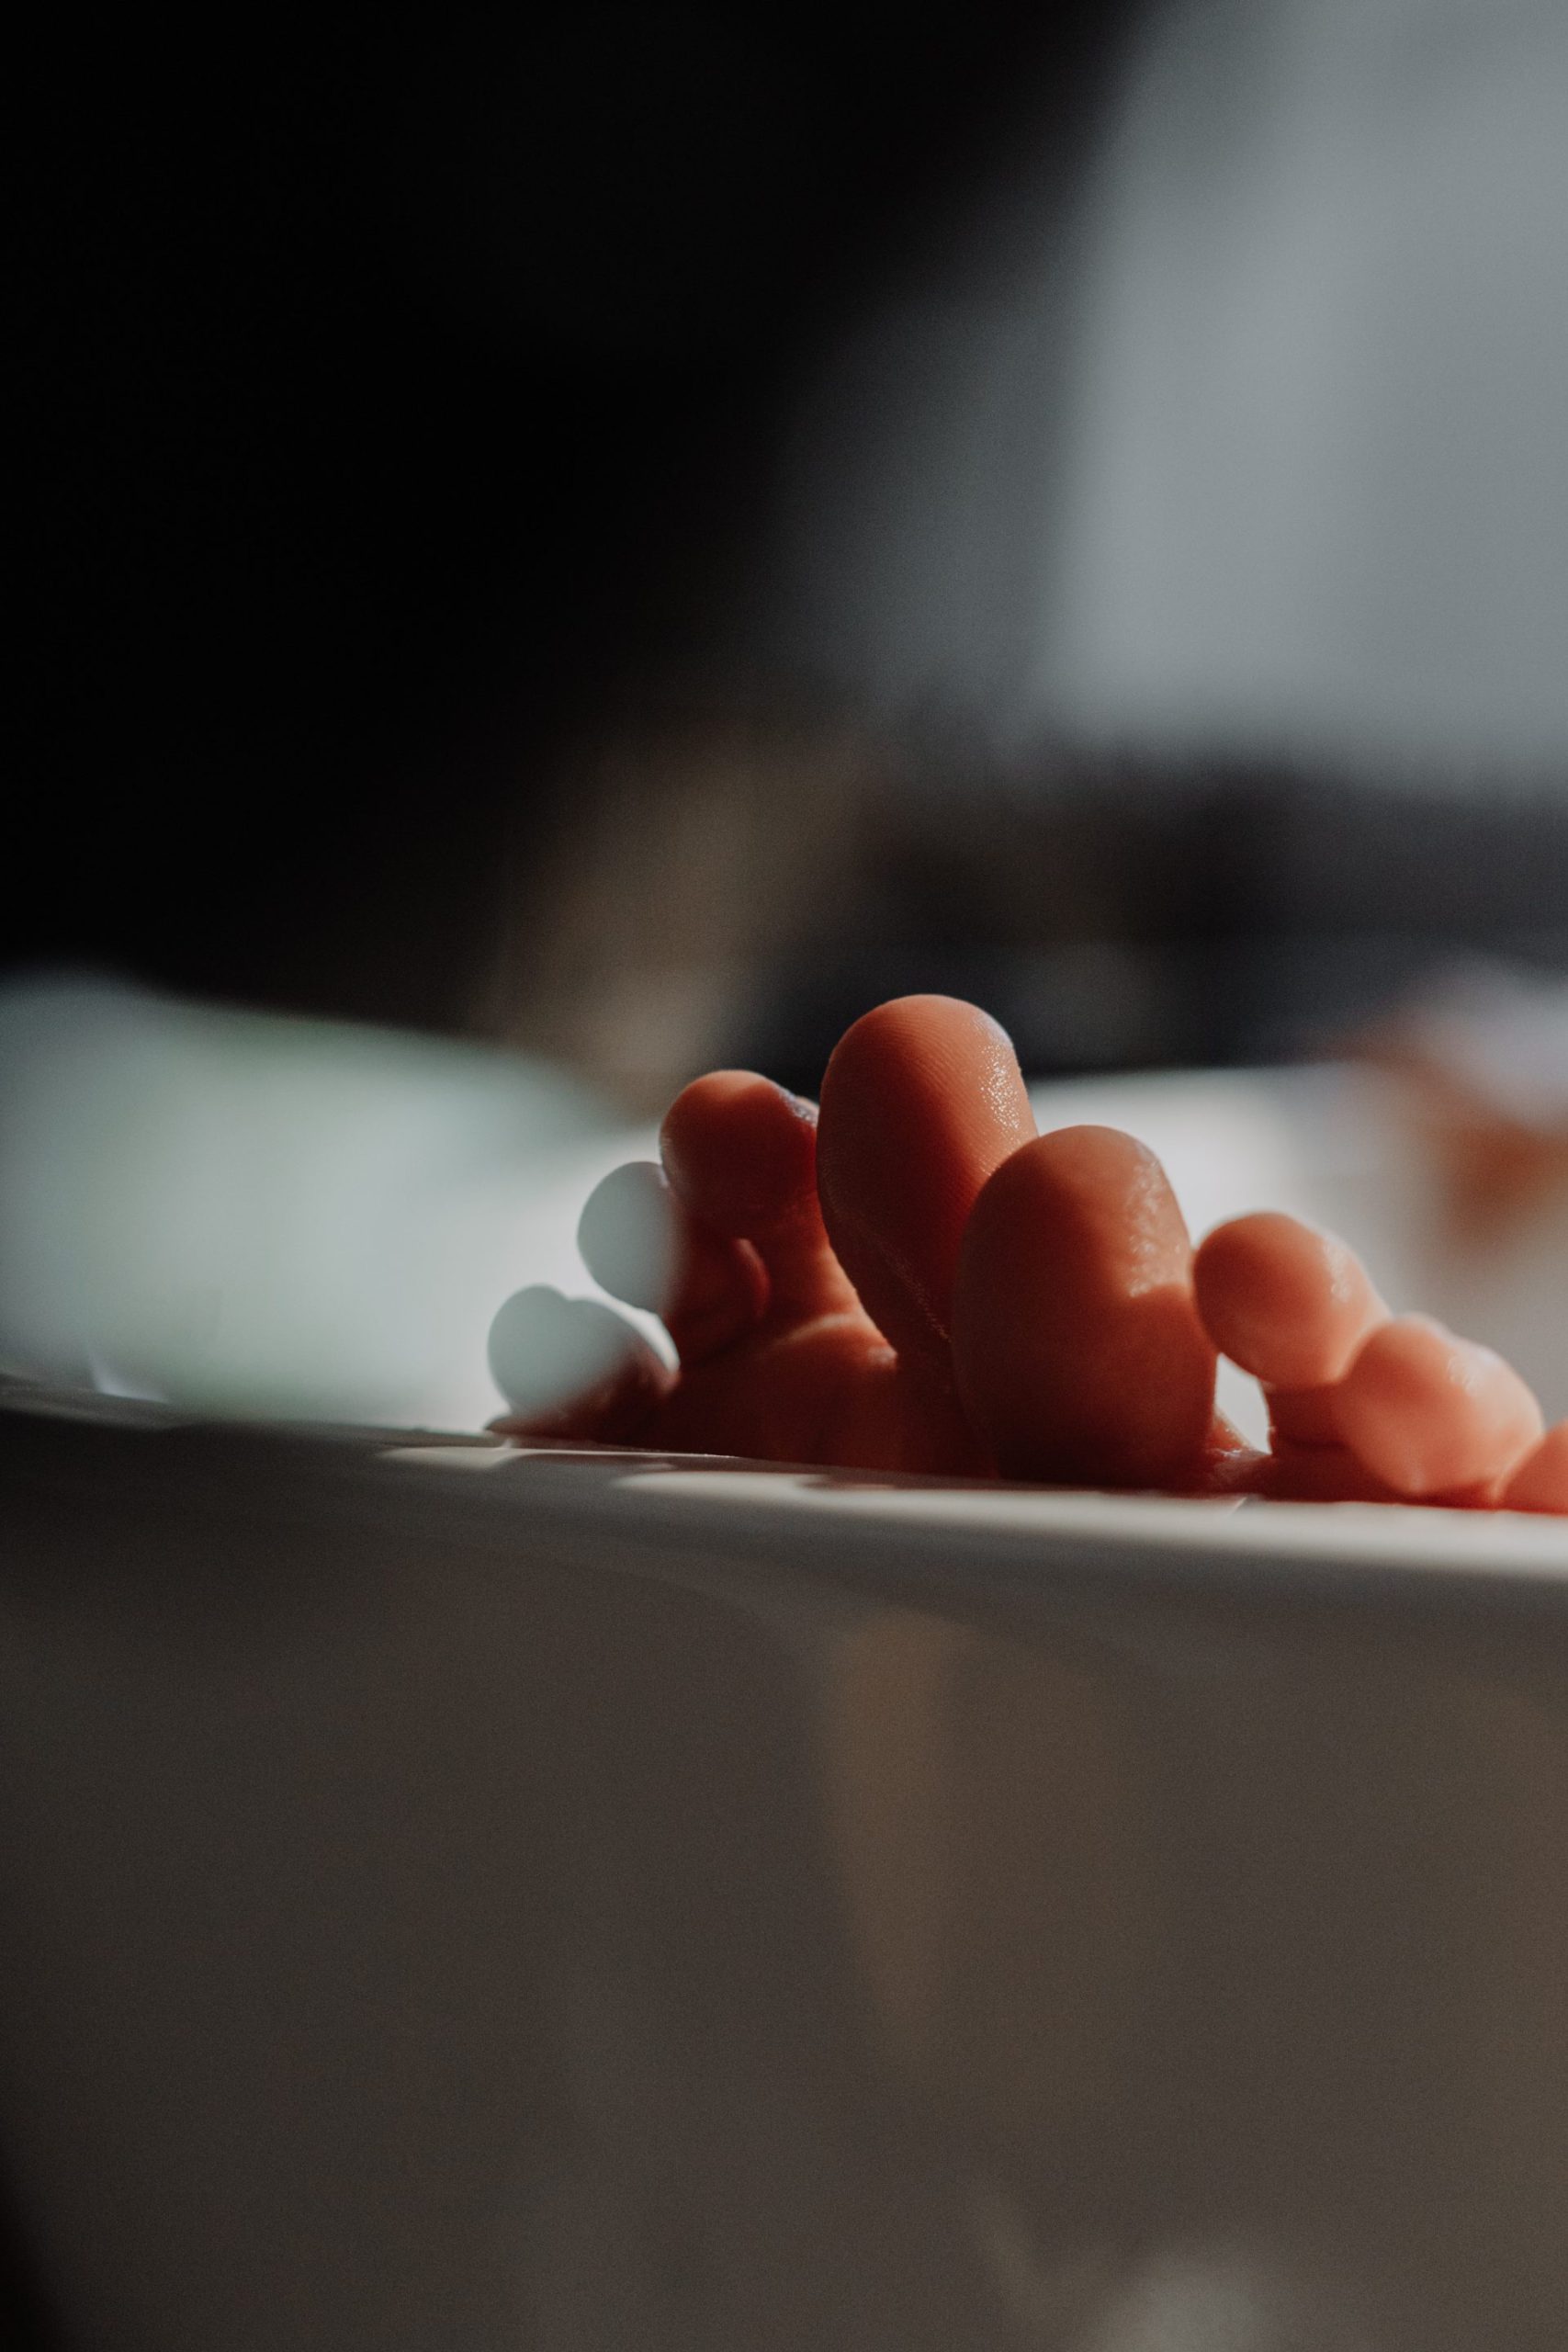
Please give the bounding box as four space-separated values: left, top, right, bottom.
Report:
1193 1213 1386 1392
1328 1314 1544 1498
816 995 1034 1376
1503 1422 1568 1514
1192 1210 1393 1485
952 1125 1216 1487
660 1069 858 1328
660 1071 817 1237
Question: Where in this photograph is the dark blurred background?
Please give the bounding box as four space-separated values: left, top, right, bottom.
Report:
20 1 1568 1108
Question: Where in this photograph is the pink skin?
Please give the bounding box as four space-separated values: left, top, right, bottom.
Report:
1193 1212 1386 1394
953 1127 1219 1489
1326 1316 1544 1498
1505 1424 1568 1514
492 994 1563 1515
1193 1208 1401 1496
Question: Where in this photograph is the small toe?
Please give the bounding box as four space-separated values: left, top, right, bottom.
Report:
1329 1315 1544 1498
660 1070 858 1329
1194 1213 1386 1391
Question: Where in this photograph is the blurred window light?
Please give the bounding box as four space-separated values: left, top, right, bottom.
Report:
776 0 1568 775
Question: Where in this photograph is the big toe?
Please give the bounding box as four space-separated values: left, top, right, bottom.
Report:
816 995 1035 1378
952 1125 1217 1488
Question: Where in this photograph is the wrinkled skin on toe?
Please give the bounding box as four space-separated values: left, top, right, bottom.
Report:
493 994 1565 1514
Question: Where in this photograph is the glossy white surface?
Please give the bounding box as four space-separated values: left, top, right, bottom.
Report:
2 1393 1565 2348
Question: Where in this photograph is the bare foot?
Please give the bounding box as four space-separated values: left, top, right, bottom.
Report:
489 996 1566 1512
